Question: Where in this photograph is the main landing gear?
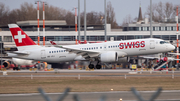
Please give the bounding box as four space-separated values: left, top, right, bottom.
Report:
88 61 101 69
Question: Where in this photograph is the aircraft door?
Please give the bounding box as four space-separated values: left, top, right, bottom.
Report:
41 50 46 59
150 40 155 49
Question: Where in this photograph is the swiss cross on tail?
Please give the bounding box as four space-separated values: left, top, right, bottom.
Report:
14 31 26 43
8 24 37 47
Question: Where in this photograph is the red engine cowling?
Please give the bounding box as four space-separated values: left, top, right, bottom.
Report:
157 57 168 63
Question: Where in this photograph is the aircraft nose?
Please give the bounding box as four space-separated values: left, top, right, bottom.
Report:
170 45 175 51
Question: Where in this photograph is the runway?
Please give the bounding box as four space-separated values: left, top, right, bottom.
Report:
0 90 179 101
0 69 180 77
1 69 180 73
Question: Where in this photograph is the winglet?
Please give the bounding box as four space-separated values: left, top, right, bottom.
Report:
50 40 57 45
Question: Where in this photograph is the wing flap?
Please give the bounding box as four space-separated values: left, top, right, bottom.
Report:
55 45 100 59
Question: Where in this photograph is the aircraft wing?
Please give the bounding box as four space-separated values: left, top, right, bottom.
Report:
7 51 29 55
55 45 100 59
168 52 180 55
139 56 159 59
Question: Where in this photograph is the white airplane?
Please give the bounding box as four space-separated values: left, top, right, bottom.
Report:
7 24 175 69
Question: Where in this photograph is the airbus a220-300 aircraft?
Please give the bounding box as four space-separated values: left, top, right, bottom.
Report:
8 24 175 69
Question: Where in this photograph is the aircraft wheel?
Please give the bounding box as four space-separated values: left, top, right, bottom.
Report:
96 65 101 69
89 64 94 69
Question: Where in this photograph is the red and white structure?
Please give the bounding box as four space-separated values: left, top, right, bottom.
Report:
176 6 179 64
43 2 46 46
74 7 78 45
36 1 40 45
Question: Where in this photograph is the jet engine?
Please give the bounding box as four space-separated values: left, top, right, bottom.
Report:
12 58 35 66
99 51 118 62
117 57 129 63
3 61 10 68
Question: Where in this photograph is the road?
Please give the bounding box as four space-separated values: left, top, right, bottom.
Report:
0 90 179 101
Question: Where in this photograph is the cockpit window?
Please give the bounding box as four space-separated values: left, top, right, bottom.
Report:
160 41 168 44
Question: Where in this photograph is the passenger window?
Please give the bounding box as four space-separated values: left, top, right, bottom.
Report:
59 50 60 52
52 51 53 53
94 47 95 49
49 51 51 53
61 50 63 52
57 51 58 53
96 47 98 49
100 47 102 49
87 48 88 50
64 50 66 52
54 51 56 53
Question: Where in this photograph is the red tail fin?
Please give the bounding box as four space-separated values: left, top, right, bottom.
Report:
8 24 37 47
50 40 57 45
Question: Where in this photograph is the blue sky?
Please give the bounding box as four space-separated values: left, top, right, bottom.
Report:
1 0 179 25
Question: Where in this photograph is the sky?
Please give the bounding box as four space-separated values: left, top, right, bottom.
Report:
1 0 179 25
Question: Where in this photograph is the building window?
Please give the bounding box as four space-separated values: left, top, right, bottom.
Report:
144 35 150 38
153 27 155 31
127 36 134 40
117 36 125 40
141 27 143 31
147 27 149 31
135 35 143 39
154 35 161 39
171 27 173 31
159 27 161 31
165 27 167 31
162 35 169 40
29 36 37 41
4 36 12 42
170 35 176 40
0 36 1 41
46 36 55 41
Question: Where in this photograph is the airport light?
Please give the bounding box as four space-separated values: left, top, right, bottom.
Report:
150 0 152 38
42 1 47 46
73 7 78 44
1 41 2 68
175 6 179 70
104 0 107 42
35 1 40 45
78 0 81 44
84 0 87 44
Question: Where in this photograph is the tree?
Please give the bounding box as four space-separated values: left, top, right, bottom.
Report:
0 2 9 25
106 1 118 28
145 1 176 22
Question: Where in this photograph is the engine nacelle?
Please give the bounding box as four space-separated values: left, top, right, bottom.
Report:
3 61 10 68
117 57 129 63
12 58 35 65
99 51 118 62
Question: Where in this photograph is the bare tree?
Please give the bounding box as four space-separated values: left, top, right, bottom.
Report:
145 3 159 22
121 14 133 25
145 1 177 22
0 2 9 25
156 1 164 21
106 1 118 28
164 2 174 19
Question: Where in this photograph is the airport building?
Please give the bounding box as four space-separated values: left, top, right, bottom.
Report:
0 5 179 49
